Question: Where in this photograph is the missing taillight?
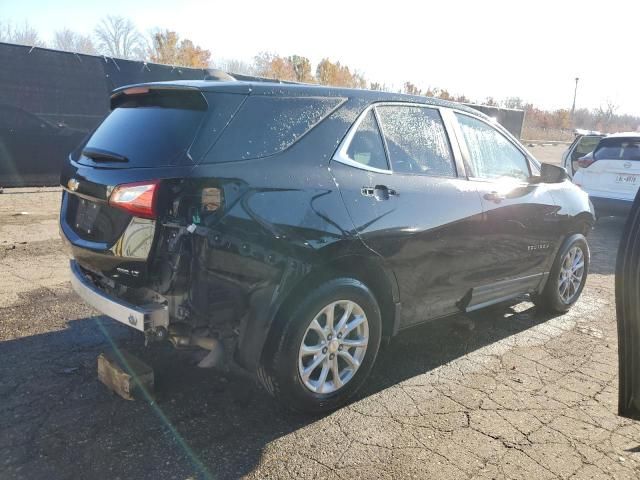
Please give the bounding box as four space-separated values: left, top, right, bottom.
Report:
109 180 160 219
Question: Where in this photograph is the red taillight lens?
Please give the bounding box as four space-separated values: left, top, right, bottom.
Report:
109 180 160 219
577 158 596 169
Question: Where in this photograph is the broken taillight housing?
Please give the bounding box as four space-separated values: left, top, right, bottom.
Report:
109 180 160 219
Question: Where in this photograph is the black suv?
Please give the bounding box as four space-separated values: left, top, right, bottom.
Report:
60 81 594 412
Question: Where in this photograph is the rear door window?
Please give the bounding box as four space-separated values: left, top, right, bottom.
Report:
455 113 530 181
81 89 208 168
595 138 640 161
206 96 344 162
344 110 389 170
376 105 455 176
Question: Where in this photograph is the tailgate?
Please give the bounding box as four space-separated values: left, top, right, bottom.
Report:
583 159 640 200
60 86 247 282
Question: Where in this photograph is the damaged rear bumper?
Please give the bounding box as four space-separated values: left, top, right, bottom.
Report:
69 259 169 333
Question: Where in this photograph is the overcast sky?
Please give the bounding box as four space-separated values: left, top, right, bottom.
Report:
3 0 639 114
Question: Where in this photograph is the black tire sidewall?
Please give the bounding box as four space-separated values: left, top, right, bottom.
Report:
269 278 382 413
543 234 590 312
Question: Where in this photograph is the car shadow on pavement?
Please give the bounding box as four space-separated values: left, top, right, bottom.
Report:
1 300 565 480
589 216 625 275
363 302 558 399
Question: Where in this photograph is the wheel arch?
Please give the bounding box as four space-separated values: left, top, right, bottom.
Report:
259 254 400 366
573 211 595 236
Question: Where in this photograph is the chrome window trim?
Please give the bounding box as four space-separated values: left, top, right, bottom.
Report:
332 103 392 174
332 102 456 176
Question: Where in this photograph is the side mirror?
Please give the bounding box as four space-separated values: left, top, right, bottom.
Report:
539 163 568 183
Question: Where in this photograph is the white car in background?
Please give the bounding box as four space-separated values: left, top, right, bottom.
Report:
572 133 640 217
561 130 604 178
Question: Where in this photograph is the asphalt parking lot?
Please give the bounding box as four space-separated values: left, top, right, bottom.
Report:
2 187 640 480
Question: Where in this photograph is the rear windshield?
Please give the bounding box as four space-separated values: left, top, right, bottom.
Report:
204 96 344 162
594 138 640 161
80 90 207 168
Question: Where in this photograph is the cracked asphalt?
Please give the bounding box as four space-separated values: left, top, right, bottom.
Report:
1 187 640 479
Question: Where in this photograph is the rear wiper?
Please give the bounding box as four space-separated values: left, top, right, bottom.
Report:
82 148 129 163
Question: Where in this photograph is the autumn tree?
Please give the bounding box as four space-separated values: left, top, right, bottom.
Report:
316 58 365 88
0 21 46 47
94 16 145 59
425 87 453 101
53 29 96 54
254 52 296 81
149 30 211 68
287 55 314 83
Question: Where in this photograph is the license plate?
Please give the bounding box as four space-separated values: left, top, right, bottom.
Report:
615 174 638 184
75 198 100 234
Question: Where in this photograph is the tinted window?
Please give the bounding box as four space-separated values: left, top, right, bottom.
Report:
456 113 529 180
376 106 455 176
207 96 343 162
594 138 640 161
83 90 207 168
345 110 388 170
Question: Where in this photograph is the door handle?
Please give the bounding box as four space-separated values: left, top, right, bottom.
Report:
362 185 397 200
483 191 505 203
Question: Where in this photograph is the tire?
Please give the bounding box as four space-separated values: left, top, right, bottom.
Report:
534 234 589 313
258 277 382 414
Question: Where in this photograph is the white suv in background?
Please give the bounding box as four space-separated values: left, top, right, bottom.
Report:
562 130 604 178
572 133 640 217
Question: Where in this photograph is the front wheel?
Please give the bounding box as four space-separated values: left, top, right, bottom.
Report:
534 234 589 313
258 278 382 413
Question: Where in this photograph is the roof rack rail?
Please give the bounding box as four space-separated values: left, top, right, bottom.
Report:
225 72 302 84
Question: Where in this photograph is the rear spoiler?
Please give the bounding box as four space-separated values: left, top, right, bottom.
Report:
110 86 209 111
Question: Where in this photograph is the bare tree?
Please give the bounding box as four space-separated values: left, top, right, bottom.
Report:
596 99 619 127
503 96 524 109
213 58 256 76
53 29 96 55
0 21 46 47
403 81 422 96
94 16 145 59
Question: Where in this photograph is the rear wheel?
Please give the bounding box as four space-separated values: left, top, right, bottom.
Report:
258 278 382 413
534 234 589 313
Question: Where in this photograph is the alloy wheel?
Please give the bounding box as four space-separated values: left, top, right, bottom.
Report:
558 246 585 303
298 300 369 394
